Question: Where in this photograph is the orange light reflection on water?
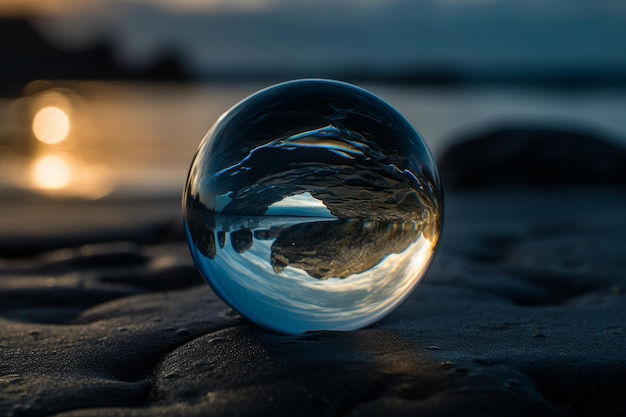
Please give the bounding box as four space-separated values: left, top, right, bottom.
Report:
29 153 116 199
31 155 71 189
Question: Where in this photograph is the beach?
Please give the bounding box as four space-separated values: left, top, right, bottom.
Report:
1 186 625 416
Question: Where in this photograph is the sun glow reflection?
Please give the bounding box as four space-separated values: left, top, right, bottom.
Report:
32 106 70 144
29 154 116 199
32 155 71 189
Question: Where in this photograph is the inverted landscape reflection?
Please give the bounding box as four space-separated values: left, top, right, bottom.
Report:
186 211 437 333
184 79 443 334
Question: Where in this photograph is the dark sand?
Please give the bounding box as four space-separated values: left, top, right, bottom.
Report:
1 189 626 416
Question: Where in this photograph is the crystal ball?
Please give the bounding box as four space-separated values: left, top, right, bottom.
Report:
183 79 442 334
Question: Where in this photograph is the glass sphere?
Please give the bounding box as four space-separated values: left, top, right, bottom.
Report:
183 79 442 334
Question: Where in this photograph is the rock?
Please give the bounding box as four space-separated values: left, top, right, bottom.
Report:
438 125 626 189
0 18 189 95
230 229 253 253
270 220 423 279
187 224 216 259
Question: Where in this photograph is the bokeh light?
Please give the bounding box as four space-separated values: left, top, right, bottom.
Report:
32 106 70 144
32 155 71 189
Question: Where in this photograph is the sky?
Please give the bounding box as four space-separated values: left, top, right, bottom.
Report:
5 0 626 77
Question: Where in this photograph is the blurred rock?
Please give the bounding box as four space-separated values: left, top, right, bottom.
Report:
0 18 189 95
438 125 626 189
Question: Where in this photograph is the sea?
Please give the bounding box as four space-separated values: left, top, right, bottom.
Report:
1 82 626 199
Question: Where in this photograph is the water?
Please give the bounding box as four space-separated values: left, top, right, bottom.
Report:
183 79 443 334
2 82 626 199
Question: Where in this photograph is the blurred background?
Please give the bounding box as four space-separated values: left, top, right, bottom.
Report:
1 0 626 241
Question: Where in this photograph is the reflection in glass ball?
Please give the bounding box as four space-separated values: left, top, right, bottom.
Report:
183 79 442 334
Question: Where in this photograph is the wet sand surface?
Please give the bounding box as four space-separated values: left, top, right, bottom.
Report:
1 189 625 416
